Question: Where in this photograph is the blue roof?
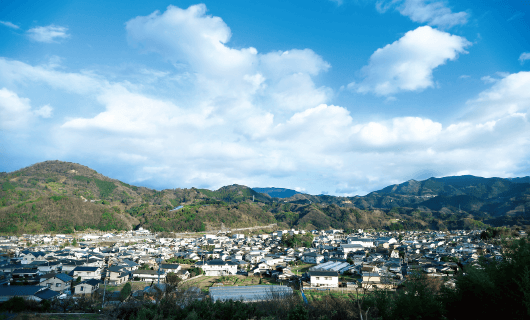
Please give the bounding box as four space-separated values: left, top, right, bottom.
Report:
35 288 61 300
55 273 73 282
73 266 99 272
0 285 45 297
170 206 184 211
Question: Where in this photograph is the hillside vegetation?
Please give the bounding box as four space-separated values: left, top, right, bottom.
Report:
0 160 529 234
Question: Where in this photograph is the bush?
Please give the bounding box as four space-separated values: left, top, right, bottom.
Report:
120 282 132 301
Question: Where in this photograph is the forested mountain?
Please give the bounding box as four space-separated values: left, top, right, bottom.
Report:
252 187 300 198
1 160 529 234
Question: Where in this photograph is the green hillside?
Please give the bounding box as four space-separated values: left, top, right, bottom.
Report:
0 160 528 234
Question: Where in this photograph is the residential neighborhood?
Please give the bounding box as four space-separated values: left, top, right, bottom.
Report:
0 227 513 303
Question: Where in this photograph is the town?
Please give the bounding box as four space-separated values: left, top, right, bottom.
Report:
0 226 519 306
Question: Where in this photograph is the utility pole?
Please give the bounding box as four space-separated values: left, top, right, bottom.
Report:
102 261 109 309
156 255 162 286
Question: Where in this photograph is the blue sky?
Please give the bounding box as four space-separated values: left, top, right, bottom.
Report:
1 0 529 195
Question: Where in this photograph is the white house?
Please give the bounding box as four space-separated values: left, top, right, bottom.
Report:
195 259 237 276
346 237 374 248
72 266 101 281
340 244 364 254
309 271 339 288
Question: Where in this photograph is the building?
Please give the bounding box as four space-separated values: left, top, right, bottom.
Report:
195 259 237 276
132 270 166 282
210 285 293 302
309 271 339 288
72 266 101 281
40 273 73 292
74 279 101 295
302 252 325 264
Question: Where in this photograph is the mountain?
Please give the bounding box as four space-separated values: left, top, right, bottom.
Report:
1 160 529 234
252 187 301 198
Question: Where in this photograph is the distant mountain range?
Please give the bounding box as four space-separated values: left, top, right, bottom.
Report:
1 160 529 234
252 187 301 198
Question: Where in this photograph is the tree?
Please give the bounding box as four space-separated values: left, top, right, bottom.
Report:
72 238 77 246
120 282 132 301
166 272 181 287
444 237 530 319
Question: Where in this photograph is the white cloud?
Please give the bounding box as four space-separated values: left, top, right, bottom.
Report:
465 71 530 122
520 52 530 65
0 88 51 130
34 105 53 118
1 4 530 196
376 0 468 28
27 25 69 43
481 75 497 84
0 21 19 29
0 88 32 130
0 58 102 94
125 5 331 111
356 26 470 95
353 117 442 146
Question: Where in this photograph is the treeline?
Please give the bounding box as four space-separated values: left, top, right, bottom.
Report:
281 233 314 248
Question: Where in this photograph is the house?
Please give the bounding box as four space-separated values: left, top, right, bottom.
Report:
12 268 40 285
346 237 375 248
132 270 166 282
340 244 364 254
0 286 59 302
107 266 129 285
195 259 237 276
33 261 62 274
302 252 325 264
72 266 101 281
40 273 73 292
309 271 339 288
118 259 139 271
20 251 47 264
74 279 101 295
160 264 181 273
362 272 381 285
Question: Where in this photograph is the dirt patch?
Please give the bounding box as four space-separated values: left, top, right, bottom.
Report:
182 275 281 292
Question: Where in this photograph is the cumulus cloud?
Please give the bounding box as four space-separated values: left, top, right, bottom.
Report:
126 4 330 111
1 4 529 196
356 26 470 95
27 25 69 43
520 52 530 65
0 88 33 130
376 0 468 28
0 21 19 29
465 71 530 122
0 88 51 130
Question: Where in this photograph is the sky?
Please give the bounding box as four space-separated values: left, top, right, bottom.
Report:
0 0 529 196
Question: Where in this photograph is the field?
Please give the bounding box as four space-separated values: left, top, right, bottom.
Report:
101 281 147 293
182 275 284 293
289 263 313 275
303 290 363 302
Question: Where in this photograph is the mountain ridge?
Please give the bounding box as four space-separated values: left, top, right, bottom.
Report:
1 160 529 234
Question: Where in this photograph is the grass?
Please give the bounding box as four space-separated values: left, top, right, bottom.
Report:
102 281 148 293
182 275 281 292
304 291 360 302
289 263 313 275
